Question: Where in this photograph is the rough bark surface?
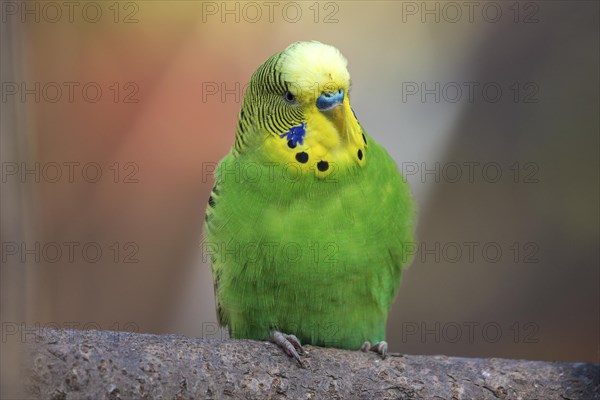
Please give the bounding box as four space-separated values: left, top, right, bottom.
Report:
24 329 599 399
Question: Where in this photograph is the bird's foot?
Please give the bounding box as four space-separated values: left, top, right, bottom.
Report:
270 331 305 367
360 340 388 359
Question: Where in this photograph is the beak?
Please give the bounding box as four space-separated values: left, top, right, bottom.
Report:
317 88 347 134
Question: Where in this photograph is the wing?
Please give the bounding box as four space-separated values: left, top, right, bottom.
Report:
204 182 228 328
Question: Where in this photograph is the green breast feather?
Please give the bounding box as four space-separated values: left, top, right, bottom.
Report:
204 41 415 353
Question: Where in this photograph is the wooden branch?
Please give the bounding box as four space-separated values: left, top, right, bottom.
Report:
24 329 598 399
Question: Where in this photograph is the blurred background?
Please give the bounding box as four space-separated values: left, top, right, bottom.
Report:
1 1 598 395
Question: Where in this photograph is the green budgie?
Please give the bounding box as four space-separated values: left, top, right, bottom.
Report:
204 41 415 366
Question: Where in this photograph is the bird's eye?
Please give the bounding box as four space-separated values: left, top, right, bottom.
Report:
284 91 296 103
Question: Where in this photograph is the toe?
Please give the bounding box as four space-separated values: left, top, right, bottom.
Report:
270 331 305 367
360 341 371 352
285 334 303 354
373 341 388 359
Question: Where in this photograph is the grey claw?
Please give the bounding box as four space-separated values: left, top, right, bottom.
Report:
360 341 371 352
359 341 388 359
285 334 303 355
372 341 388 359
270 331 305 367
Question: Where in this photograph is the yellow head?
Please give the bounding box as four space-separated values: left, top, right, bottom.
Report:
235 41 367 178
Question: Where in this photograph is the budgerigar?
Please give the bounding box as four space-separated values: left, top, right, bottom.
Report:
204 41 415 366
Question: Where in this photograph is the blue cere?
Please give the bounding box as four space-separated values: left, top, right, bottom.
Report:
316 89 344 111
279 123 306 147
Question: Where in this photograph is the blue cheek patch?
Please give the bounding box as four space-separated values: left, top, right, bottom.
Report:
279 123 306 147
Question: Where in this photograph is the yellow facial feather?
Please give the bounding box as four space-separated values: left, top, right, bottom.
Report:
262 41 367 178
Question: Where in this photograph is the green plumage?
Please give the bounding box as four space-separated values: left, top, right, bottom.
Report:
205 41 415 351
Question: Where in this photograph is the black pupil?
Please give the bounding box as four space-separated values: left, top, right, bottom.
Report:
285 91 295 102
